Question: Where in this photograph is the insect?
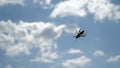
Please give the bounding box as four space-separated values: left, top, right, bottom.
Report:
74 28 86 39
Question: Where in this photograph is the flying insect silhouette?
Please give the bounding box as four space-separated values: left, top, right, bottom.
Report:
74 28 86 39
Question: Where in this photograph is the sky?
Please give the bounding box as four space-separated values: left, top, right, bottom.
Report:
0 0 120 68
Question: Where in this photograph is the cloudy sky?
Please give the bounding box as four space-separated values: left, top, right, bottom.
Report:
0 0 120 68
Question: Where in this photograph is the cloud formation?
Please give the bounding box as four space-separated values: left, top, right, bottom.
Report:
67 48 82 54
107 55 120 63
33 0 53 9
31 51 59 63
0 20 78 63
94 50 105 57
0 0 25 6
50 0 120 21
62 56 91 68
50 0 88 18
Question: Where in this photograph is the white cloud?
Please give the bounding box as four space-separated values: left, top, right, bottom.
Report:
31 51 59 63
5 64 12 68
64 24 78 34
62 56 91 68
50 0 88 18
107 55 120 63
33 0 53 9
94 50 105 56
6 44 31 56
0 20 78 63
50 0 120 21
0 0 25 6
87 0 120 21
67 48 82 54
33 0 51 5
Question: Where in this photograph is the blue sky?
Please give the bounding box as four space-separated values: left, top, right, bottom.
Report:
0 0 120 68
